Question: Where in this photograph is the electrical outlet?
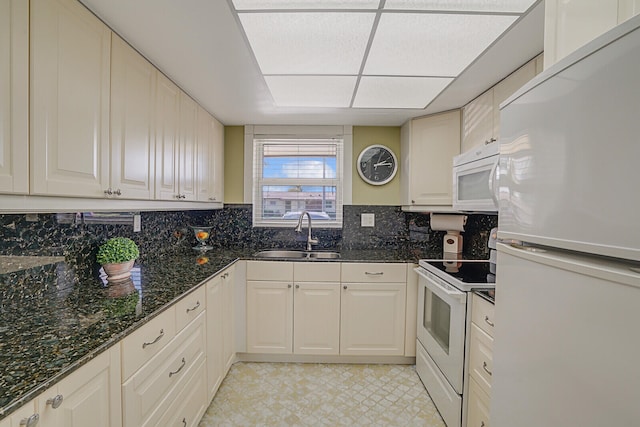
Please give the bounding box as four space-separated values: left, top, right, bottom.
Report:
26 213 39 222
133 214 141 232
361 213 375 227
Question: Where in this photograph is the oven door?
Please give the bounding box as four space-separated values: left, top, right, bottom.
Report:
416 267 467 394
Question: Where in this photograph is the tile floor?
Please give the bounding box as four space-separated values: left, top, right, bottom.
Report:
198 362 446 426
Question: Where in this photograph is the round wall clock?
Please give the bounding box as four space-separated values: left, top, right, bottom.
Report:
357 144 398 186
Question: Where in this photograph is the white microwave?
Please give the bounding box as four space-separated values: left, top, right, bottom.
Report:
452 142 499 212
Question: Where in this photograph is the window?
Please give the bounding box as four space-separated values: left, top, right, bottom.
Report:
253 138 343 227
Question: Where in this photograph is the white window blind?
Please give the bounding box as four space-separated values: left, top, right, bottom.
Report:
253 138 344 227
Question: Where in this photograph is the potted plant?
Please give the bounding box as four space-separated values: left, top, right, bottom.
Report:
97 237 139 282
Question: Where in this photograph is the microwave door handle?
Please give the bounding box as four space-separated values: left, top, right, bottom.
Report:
488 160 499 206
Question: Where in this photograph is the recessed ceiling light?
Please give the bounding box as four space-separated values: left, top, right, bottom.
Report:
264 75 357 107
353 76 453 108
364 13 518 76
232 0 381 10
383 0 536 13
238 12 375 74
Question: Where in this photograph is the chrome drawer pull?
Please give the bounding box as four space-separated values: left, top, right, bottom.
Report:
169 358 186 377
484 315 494 327
182 418 187 427
46 394 64 409
20 414 39 427
186 301 200 313
142 329 164 349
365 271 384 276
482 361 492 376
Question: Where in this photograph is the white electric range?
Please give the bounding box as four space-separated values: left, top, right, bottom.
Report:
415 258 495 427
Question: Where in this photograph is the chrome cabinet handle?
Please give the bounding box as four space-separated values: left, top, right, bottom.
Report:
186 301 200 313
20 414 39 427
481 422 485 427
182 418 187 427
295 284 300 289
482 361 492 376
365 272 384 276
208 197 216 201
343 285 347 290
169 358 186 377
114 189 122 196
103 188 113 195
484 315 494 327
142 329 164 349
287 284 292 288
46 394 64 409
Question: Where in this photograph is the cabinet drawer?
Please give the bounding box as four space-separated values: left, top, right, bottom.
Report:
156 359 208 427
293 262 340 282
467 376 491 427
121 306 176 380
122 312 206 427
469 323 494 397
246 260 293 281
341 263 407 283
472 293 496 338
175 285 206 331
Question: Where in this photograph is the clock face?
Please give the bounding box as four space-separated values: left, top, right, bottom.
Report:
357 144 398 185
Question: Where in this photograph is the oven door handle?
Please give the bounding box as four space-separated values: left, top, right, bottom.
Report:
414 268 466 303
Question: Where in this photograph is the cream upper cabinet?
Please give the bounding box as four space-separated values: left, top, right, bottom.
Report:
38 346 121 427
196 106 224 203
461 89 494 153
401 110 461 209
0 0 28 194
109 34 155 200
462 57 538 153
544 0 640 68
178 94 197 201
30 0 111 197
155 73 180 201
156 86 197 201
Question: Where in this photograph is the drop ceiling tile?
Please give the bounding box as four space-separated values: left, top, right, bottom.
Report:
384 0 537 13
264 76 357 107
232 0 381 10
364 13 518 76
353 76 452 108
238 12 375 74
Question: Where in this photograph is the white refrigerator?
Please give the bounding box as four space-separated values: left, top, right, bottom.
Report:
492 13 640 427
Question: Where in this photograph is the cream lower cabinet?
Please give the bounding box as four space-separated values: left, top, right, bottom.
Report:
38 346 122 427
340 263 407 356
401 110 461 210
0 399 38 427
206 266 236 401
0 0 28 194
30 0 111 198
246 261 342 355
122 311 207 427
466 294 495 427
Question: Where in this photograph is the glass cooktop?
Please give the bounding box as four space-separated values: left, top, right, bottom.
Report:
418 258 495 291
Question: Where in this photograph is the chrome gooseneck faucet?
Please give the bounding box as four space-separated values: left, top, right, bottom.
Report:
294 211 318 251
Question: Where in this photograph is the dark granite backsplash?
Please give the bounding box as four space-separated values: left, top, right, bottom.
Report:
0 205 497 276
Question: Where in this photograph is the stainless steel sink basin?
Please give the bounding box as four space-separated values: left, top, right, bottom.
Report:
253 250 340 259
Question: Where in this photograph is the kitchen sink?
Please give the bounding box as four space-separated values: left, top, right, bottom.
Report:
253 250 340 259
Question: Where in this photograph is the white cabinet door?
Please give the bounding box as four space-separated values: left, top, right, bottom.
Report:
246 281 293 354
0 0 28 194
110 34 155 200
206 274 224 400
222 268 235 371
544 0 619 68
196 105 213 202
401 110 460 207
619 0 640 22
178 94 197 201
466 377 491 427
1 399 38 427
340 283 406 356
293 282 340 355
155 73 180 200
38 346 121 427
211 117 225 203
492 60 536 141
461 90 494 153
30 0 111 197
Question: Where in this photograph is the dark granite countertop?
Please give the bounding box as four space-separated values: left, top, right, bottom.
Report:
0 246 432 419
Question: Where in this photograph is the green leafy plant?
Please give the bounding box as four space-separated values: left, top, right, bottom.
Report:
97 237 140 265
